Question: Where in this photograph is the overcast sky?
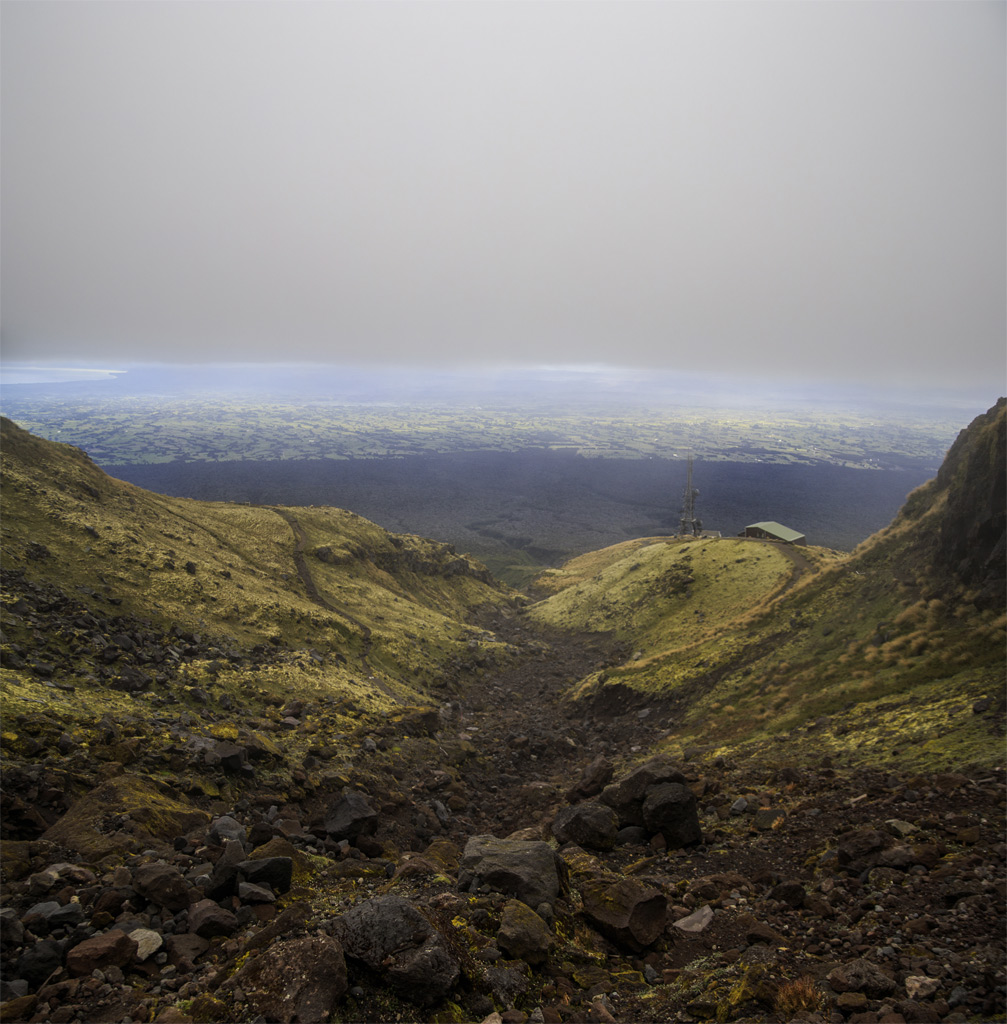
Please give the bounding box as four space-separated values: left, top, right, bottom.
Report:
1 1 1004 389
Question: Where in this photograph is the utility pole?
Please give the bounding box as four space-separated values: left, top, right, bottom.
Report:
679 455 701 536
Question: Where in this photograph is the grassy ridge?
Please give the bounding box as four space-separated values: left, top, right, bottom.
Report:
0 418 512 710
527 402 1005 772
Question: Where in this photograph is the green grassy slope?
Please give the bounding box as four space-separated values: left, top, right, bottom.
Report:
529 402 1006 772
1 417 513 715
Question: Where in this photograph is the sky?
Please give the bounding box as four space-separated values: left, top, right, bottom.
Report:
1 1 1004 391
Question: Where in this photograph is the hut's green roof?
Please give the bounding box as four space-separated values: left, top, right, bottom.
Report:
747 521 805 543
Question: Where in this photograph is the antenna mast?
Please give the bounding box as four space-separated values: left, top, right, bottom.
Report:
679 455 701 536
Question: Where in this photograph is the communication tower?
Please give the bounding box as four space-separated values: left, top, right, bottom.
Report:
679 455 702 536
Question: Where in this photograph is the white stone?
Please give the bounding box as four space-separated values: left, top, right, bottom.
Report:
672 904 715 933
905 975 940 999
129 928 163 962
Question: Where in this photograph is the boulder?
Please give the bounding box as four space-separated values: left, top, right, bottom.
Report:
599 757 687 827
67 929 138 976
835 829 886 872
579 877 667 951
459 835 561 910
641 783 702 848
129 928 164 961
133 862 193 913
552 802 619 851
208 815 247 848
827 958 897 998
566 755 614 803
334 895 458 1006
188 899 239 939
164 933 209 967
207 741 248 772
239 856 293 894
877 844 942 871
323 791 379 841
768 880 806 909
238 882 276 904
233 934 347 1023
0 908 24 948
738 914 786 946
905 976 940 999
752 808 786 831
496 899 555 966
15 940 63 988
205 839 247 899
20 901 62 934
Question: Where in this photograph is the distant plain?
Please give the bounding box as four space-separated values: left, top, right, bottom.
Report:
0 363 983 583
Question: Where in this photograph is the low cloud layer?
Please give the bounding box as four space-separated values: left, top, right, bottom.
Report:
2 2 1004 389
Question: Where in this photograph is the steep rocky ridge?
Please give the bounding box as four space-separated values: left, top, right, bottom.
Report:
0 406 1004 1024
897 398 1006 605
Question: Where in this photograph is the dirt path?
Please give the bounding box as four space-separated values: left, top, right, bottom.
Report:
740 536 814 596
268 507 414 704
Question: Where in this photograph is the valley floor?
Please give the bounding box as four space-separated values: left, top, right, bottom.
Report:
1 604 1004 1024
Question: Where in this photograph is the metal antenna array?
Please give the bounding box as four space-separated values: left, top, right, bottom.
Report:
679 455 701 536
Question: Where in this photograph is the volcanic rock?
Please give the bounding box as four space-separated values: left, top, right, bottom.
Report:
641 782 702 848
579 876 667 951
459 835 561 909
323 790 379 841
566 755 614 803
133 862 193 913
827 958 897 998
552 802 619 851
66 929 138 975
232 934 348 1023
496 899 555 966
188 899 239 939
334 895 459 1006
599 757 687 827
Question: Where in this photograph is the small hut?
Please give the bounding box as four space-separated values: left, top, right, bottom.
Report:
741 521 806 545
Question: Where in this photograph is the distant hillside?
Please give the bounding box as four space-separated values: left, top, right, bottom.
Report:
529 400 1006 771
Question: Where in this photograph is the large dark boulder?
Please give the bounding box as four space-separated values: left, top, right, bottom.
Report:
238 856 293 894
641 782 702 848
333 895 459 1006
496 899 554 966
579 876 667 951
323 791 378 841
565 754 614 803
599 757 687 827
458 835 561 909
552 802 619 851
15 940 63 988
133 862 194 913
188 899 239 939
233 934 347 1022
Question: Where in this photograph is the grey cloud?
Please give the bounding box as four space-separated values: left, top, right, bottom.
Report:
1 1 1004 389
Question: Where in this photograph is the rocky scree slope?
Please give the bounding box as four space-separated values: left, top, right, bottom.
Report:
0 408 1005 1023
